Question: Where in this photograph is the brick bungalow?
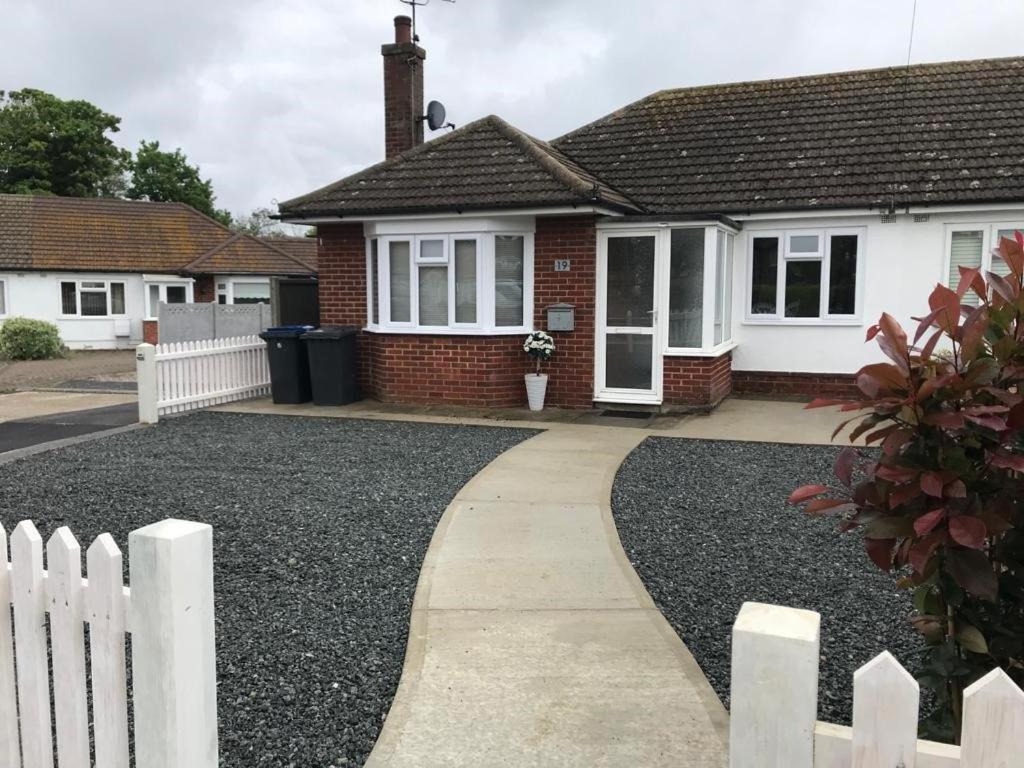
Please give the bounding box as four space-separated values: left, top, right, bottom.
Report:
0 194 316 348
279 15 1024 410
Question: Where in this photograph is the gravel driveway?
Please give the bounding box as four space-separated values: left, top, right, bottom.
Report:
0 411 535 767
611 437 920 725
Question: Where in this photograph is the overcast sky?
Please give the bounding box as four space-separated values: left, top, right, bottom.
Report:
3 0 1022 220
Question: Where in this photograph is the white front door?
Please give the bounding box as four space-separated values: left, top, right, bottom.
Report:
595 231 663 404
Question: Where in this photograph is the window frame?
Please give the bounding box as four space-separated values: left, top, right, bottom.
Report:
144 279 194 320
215 277 271 306
943 222 1023 292
744 227 865 326
58 279 129 319
368 232 532 335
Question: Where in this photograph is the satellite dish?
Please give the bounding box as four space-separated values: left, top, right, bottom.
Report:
425 100 447 131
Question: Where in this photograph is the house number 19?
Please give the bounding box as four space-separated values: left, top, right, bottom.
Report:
553 259 571 272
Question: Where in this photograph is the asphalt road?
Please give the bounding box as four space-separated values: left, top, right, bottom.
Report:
0 402 139 454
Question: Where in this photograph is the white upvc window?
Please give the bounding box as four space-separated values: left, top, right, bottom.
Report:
216 278 271 305
59 279 127 318
368 232 531 334
664 225 736 354
944 223 1022 302
144 279 193 320
745 227 864 324
0 278 7 317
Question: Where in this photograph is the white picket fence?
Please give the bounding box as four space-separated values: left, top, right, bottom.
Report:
136 335 270 423
730 602 1024 767
0 518 217 768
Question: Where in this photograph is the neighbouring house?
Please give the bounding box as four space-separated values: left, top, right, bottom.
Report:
0 194 317 348
278 15 1024 409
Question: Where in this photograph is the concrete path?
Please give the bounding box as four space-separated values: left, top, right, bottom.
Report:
366 426 728 768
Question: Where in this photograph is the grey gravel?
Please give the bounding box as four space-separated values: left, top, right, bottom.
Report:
611 437 921 725
0 411 535 767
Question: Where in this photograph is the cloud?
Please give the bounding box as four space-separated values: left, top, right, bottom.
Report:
2 0 1021 218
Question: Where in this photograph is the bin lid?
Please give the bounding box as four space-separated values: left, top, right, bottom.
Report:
301 325 359 341
260 324 315 339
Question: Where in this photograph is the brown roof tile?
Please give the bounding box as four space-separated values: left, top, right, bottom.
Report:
0 194 315 276
262 236 318 271
553 57 1024 213
185 233 316 275
279 115 640 217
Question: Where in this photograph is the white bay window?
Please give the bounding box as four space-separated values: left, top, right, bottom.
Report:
662 225 734 354
369 231 532 333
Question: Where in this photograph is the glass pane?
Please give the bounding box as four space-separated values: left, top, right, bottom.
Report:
994 229 1022 277
454 239 477 324
949 230 984 303
789 234 820 254
61 282 77 314
606 236 655 327
81 281 105 289
668 229 703 347
148 284 160 317
166 285 187 304
784 261 822 318
370 239 379 324
828 235 858 315
108 283 124 314
751 238 779 314
0 281 5 315
218 295 227 305
418 265 448 326
389 241 411 322
420 239 445 260
495 235 524 327
81 290 108 316
722 234 734 342
714 233 726 345
233 282 270 304
605 335 653 390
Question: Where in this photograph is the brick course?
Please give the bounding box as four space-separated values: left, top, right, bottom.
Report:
732 370 859 399
663 353 733 408
142 320 159 345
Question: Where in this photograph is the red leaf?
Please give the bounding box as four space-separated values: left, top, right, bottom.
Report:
918 373 956 401
910 531 946 574
888 483 922 509
928 284 961 334
788 484 829 504
858 363 910 394
865 324 881 342
804 498 851 516
834 447 856 487
949 516 987 549
922 411 966 429
964 413 1008 432
920 471 945 498
986 271 1017 304
864 424 901 445
947 548 998 600
912 307 943 344
914 508 946 536
987 451 1024 472
919 327 945 360
944 479 967 498
956 266 984 301
882 429 913 456
865 538 895 571
876 464 919 483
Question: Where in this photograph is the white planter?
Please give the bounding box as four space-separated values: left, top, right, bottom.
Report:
525 373 549 411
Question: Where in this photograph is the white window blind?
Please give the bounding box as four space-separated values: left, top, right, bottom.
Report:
494 235 524 327
949 230 984 299
389 241 411 323
454 239 477 323
370 239 380 324
418 265 448 326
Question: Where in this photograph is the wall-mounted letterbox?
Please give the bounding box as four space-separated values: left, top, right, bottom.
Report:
546 303 575 332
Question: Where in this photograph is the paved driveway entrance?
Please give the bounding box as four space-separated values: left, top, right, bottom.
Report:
0 392 137 455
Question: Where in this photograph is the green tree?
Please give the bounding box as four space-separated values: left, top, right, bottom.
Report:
127 140 232 225
0 88 130 196
233 206 280 236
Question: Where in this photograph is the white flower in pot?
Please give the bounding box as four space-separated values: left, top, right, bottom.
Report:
523 330 555 411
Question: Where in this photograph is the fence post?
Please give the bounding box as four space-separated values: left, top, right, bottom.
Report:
136 343 159 424
729 602 820 768
129 520 218 768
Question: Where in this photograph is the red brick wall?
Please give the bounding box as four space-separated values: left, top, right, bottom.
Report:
193 275 216 303
732 370 859 400
382 38 424 159
532 216 598 408
663 353 733 408
142 320 159 345
318 223 368 326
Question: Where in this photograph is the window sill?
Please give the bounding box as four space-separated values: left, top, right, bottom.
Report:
364 325 530 336
663 340 738 357
57 315 129 321
742 317 863 327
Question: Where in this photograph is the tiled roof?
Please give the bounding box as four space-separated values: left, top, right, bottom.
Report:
263 236 318 271
279 114 641 217
281 56 1024 218
553 57 1024 214
185 233 315 275
0 194 315 276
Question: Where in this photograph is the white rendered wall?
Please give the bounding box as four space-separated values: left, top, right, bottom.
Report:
730 207 1024 374
0 272 147 349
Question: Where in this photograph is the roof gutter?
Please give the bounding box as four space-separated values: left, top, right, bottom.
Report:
275 202 631 225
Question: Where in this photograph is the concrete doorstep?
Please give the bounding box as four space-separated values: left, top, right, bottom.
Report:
365 426 729 767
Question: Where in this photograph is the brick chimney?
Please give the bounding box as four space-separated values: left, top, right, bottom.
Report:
382 15 425 159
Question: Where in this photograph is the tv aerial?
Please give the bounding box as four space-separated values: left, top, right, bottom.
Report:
399 0 455 43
